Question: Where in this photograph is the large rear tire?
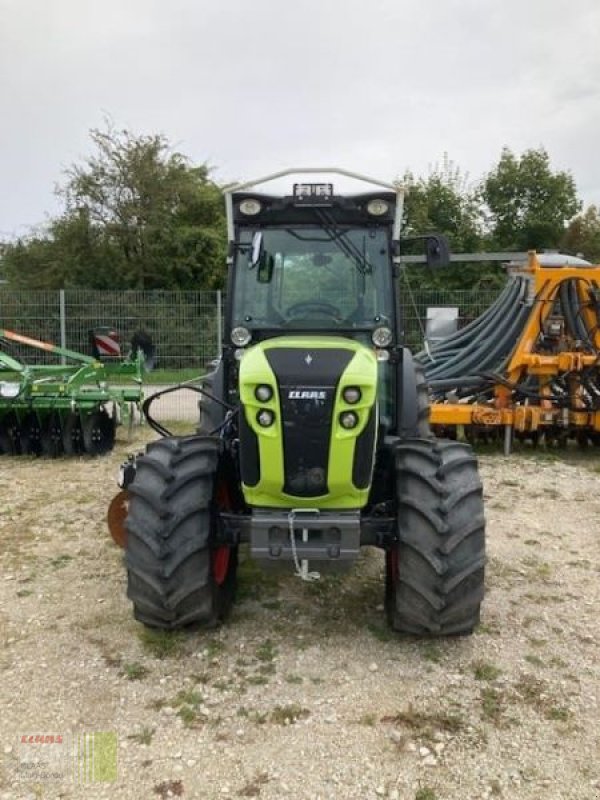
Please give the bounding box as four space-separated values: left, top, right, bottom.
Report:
126 435 237 629
386 438 485 635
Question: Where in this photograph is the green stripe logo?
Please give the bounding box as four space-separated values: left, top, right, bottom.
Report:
72 732 117 783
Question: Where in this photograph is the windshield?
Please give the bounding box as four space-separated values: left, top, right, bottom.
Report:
232 227 393 331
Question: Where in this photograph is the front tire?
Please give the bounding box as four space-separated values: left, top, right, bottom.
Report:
386 438 485 635
126 435 237 629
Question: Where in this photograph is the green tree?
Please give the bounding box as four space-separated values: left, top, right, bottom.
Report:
560 205 600 263
400 156 503 289
1 124 227 290
403 155 484 254
483 147 580 250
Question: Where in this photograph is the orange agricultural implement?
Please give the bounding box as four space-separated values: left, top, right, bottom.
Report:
418 252 600 452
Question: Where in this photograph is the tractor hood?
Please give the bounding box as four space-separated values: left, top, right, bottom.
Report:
238 336 378 509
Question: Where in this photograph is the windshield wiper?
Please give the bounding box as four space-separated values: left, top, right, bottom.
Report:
313 210 372 275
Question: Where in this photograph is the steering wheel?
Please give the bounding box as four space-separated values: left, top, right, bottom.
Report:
285 301 342 319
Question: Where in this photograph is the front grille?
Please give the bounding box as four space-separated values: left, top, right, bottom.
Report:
265 347 354 498
279 387 334 496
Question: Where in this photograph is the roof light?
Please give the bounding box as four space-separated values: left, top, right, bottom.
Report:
239 199 262 216
367 199 389 216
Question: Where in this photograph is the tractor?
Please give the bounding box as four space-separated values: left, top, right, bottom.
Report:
111 168 486 635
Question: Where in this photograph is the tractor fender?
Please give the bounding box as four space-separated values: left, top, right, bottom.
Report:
199 358 227 432
395 348 427 438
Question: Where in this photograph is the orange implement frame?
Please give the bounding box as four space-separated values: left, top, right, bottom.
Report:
429 253 600 447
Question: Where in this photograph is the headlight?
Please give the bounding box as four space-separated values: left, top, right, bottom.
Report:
339 411 358 429
372 326 393 347
367 199 389 216
231 326 251 346
255 384 273 402
257 409 275 427
342 386 361 404
239 199 262 216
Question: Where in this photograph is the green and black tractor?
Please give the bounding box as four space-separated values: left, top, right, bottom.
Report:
112 168 485 635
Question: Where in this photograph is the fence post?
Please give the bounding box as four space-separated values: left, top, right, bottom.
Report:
59 289 67 365
216 289 223 357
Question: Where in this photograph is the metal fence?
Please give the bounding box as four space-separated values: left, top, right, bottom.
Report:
0 287 501 421
0 289 223 370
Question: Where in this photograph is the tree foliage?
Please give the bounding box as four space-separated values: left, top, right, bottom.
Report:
483 147 581 250
403 155 484 253
0 137 590 292
1 125 226 290
560 205 600 263
401 156 505 289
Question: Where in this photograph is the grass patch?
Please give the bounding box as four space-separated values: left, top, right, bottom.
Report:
420 642 443 664
144 367 205 384
127 727 154 745
237 706 269 725
415 789 437 800
204 638 226 659
381 706 464 738
246 675 269 686
546 706 570 722
269 704 310 725
480 687 505 723
171 689 213 728
138 629 185 659
236 555 281 602
284 674 303 685
50 554 73 569
358 712 377 726
255 639 277 663
177 706 199 727
473 660 501 681
367 623 394 642
122 662 149 681
513 674 550 707
476 621 500 636
524 654 545 667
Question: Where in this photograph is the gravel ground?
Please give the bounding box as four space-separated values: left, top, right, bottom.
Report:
1 429 600 800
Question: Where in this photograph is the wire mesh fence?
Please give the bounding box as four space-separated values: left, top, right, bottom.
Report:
1 286 502 421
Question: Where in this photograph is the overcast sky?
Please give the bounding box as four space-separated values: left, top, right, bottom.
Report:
1 0 599 238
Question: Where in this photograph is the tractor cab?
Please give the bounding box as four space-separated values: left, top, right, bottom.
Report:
228 183 397 345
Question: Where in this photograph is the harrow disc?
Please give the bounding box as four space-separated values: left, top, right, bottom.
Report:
0 412 22 455
41 412 64 458
20 412 43 456
82 409 116 455
62 412 84 455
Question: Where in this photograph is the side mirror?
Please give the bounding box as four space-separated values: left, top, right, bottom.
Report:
249 231 264 268
425 234 450 268
257 254 275 283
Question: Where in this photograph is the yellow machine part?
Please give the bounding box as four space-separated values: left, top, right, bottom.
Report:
428 252 600 438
